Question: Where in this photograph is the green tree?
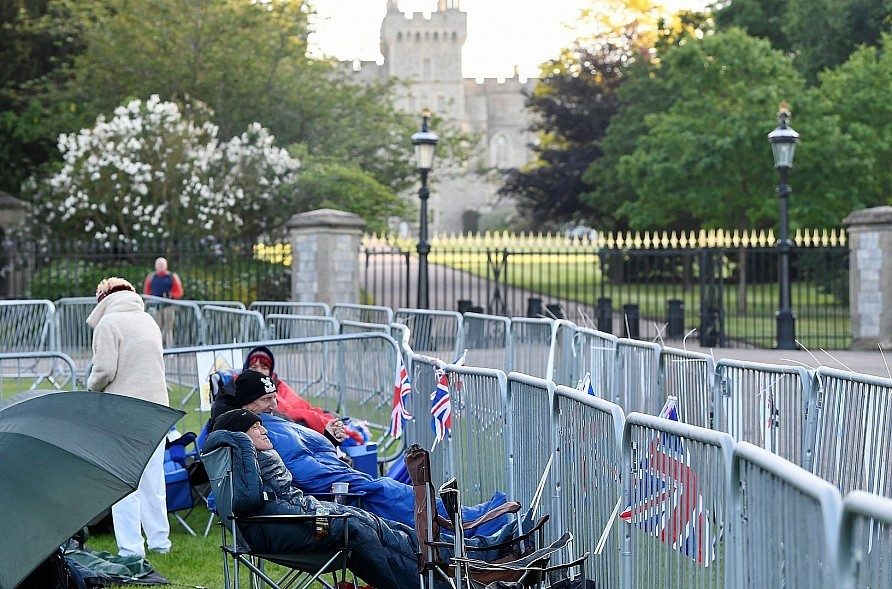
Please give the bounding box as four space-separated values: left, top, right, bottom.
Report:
711 0 791 52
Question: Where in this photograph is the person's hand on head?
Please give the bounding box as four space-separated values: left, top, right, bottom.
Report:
325 418 346 442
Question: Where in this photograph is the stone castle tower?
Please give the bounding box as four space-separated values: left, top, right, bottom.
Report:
347 0 537 234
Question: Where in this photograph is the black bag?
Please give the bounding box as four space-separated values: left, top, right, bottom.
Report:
18 549 84 589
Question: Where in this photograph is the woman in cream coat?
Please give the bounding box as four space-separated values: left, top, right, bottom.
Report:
87 277 171 558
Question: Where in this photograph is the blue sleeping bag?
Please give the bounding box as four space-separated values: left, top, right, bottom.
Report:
262 413 510 536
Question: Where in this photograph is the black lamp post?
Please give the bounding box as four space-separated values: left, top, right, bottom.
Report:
768 102 800 350
411 109 439 309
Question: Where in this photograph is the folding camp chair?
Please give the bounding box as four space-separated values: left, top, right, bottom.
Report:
201 446 353 589
405 444 588 589
164 431 210 535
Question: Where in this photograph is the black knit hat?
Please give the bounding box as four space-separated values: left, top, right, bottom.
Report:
212 409 261 433
234 369 277 407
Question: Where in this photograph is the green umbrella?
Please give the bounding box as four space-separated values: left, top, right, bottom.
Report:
0 391 184 589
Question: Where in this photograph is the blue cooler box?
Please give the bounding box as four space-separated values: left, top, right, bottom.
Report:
342 443 378 478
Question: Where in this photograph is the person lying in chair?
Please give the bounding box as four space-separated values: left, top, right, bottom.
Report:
209 369 513 536
204 409 535 589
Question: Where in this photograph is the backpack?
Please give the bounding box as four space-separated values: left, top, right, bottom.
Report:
208 368 241 403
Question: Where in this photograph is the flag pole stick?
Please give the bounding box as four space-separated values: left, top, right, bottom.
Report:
595 498 622 555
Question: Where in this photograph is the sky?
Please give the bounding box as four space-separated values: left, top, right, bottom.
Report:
308 0 710 80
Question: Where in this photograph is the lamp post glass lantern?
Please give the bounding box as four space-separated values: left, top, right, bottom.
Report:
768 102 800 350
411 109 439 309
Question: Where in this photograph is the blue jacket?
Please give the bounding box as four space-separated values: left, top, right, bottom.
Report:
261 413 510 535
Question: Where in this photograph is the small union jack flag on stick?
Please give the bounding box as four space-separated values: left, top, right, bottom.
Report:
430 368 452 446
388 354 413 439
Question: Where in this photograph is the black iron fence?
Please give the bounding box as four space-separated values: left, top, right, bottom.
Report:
0 238 291 304
361 230 850 349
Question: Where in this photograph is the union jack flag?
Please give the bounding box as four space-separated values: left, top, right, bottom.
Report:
388 355 413 439
430 368 452 443
619 396 714 567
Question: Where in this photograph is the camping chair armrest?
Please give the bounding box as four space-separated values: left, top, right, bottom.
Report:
426 540 455 548
232 513 352 524
460 501 521 531
464 515 550 554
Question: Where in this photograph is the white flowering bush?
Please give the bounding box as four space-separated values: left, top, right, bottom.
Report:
28 95 299 246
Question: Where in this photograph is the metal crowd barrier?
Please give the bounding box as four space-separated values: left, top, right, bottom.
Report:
509 317 556 380
714 359 816 469
332 303 393 326
506 373 554 511
445 364 510 505
811 367 892 496
0 299 54 352
200 305 268 346
142 295 203 348
162 334 399 438
52 297 95 377
621 413 734 589
462 312 511 373
265 314 338 339
192 300 246 310
553 385 624 587
614 339 661 414
730 441 841 588
0 351 80 398
659 346 715 428
396 308 462 361
572 327 618 399
249 301 330 317
551 320 579 386
838 490 892 588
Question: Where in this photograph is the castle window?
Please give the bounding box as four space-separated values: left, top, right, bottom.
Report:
423 58 432 80
452 31 457 40
415 32 421 41
491 134 511 169
433 32 438 40
397 32 402 40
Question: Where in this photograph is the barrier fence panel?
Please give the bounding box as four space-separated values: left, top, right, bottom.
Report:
553 385 624 588
621 413 734 589
614 339 661 414
461 313 511 373
509 318 556 380
714 359 816 469
52 297 95 376
446 365 510 505
200 305 268 346
838 490 892 589
405 353 449 485
339 320 390 335
551 320 580 387
0 299 54 352
142 296 203 348
162 334 397 436
730 441 842 588
329 333 402 457
506 373 554 511
248 301 330 317
396 309 462 361
658 347 715 428
0 352 80 398
572 328 618 400
332 303 393 326
389 323 410 352
265 314 338 339
811 367 892 497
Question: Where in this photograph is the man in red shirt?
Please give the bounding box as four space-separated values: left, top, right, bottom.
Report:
143 257 184 347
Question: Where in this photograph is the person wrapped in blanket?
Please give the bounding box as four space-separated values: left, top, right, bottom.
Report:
243 346 369 446
205 409 525 589
208 370 513 536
